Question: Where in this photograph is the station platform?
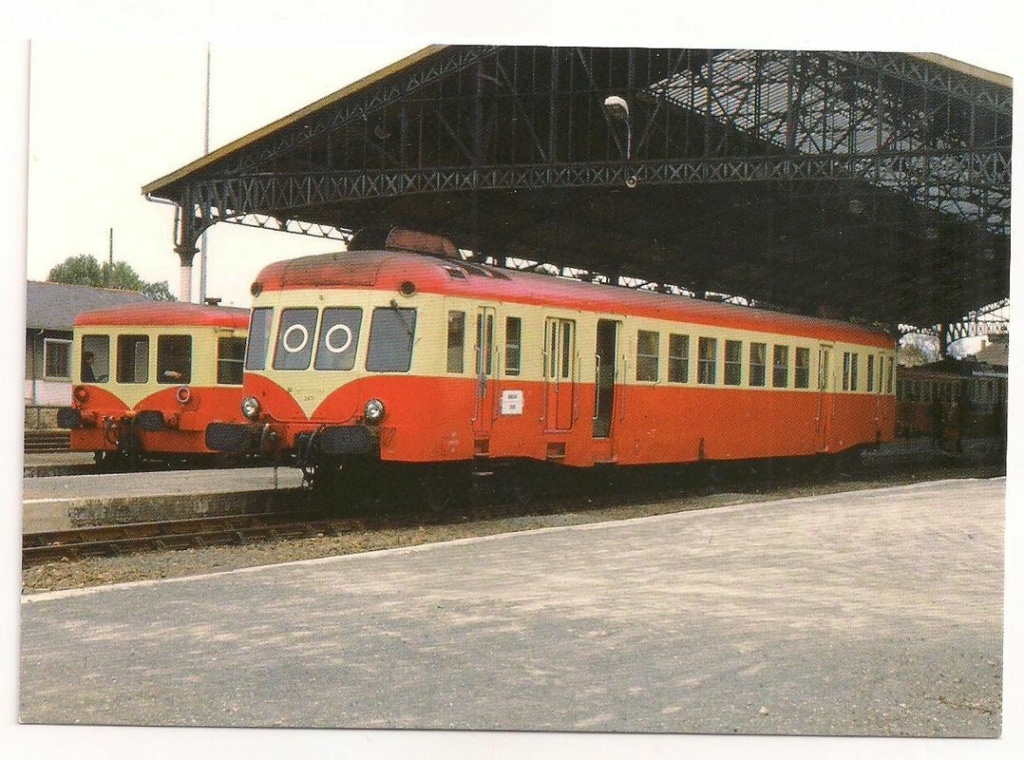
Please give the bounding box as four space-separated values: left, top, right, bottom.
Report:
21 463 305 534
19 477 1006 736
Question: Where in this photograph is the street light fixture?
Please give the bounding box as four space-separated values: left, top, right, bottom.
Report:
603 95 632 160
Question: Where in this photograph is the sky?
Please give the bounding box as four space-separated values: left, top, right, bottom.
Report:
24 39 422 307
3 2 1024 759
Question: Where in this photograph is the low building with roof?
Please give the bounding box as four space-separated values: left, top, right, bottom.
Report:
25 281 151 428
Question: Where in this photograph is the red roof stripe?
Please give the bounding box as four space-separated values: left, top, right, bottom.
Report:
254 251 893 348
74 302 249 329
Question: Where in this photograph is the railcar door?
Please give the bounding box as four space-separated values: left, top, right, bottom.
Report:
816 344 835 451
472 307 496 437
544 317 576 432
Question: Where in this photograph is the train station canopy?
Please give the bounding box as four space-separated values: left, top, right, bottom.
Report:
143 46 1011 334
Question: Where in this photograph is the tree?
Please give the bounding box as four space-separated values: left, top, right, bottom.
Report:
47 254 176 301
898 333 938 366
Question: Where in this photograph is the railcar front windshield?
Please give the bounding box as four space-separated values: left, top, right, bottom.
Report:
315 308 362 371
245 307 273 370
274 308 318 370
367 307 417 372
217 337 247 384
157 335 192 383
80 334 110 383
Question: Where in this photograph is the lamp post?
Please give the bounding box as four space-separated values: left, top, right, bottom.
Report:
603 95 631 160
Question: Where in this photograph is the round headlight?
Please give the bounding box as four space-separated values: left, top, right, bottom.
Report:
241 396 261 421
363 398 385 423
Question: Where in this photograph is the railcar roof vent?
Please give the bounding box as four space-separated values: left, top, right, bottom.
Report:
348 227 459 259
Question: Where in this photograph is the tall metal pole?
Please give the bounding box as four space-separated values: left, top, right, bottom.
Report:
198 43 211 304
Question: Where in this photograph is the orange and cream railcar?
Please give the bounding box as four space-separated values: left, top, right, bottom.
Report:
208 229 896 491
57 302 249 468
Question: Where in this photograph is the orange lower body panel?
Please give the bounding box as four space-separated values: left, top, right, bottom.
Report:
68 386 243 457
249 374 895 468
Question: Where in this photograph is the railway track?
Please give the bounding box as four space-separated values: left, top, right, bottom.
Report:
22 451 1004 569
22 512 358 567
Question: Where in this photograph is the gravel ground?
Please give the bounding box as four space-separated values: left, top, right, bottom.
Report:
21 462 1004 596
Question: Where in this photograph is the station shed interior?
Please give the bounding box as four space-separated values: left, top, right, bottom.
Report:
142 46 1011 352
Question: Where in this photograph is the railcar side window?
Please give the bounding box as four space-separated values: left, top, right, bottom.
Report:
795 348 810 389
367 307 417 372
315 308 362 371
475 312 494 376
724 340 742 386
116 335 149 384
245 307 273 371
850 353 859 391
636 330 660 382
80 334 109 383
217 337 247 384
274 308 318 370
505 317 522 376
842 352 851 391
560 321 573 379
698 337 716 385
157 335 192 384
866 355 875 392
446 311 465 373
772 345 789 388
748 342 766 387
668 334 689 383
877 354 884 394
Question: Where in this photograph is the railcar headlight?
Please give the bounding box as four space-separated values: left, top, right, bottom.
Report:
241 396 262 421
363 398 385 423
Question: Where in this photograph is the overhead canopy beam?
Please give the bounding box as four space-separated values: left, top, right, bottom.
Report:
144 45 1011 338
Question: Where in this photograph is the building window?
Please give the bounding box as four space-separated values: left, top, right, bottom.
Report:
698 337 717 385
772 345 789 388
157 335 192 384
636 330 660 382
795 347 811 389
217 337 247 385
116 335 149 384
505 316 522 376
724 340 742 386
43 338 71 380
668 334 689 383
446 311 465 373
748 342 766 387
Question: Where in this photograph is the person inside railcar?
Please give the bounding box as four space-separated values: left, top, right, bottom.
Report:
81 351 96 383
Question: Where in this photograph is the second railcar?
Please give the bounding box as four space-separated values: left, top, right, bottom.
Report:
57 301 249 468
209 229 897 496
895 361 1008 443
